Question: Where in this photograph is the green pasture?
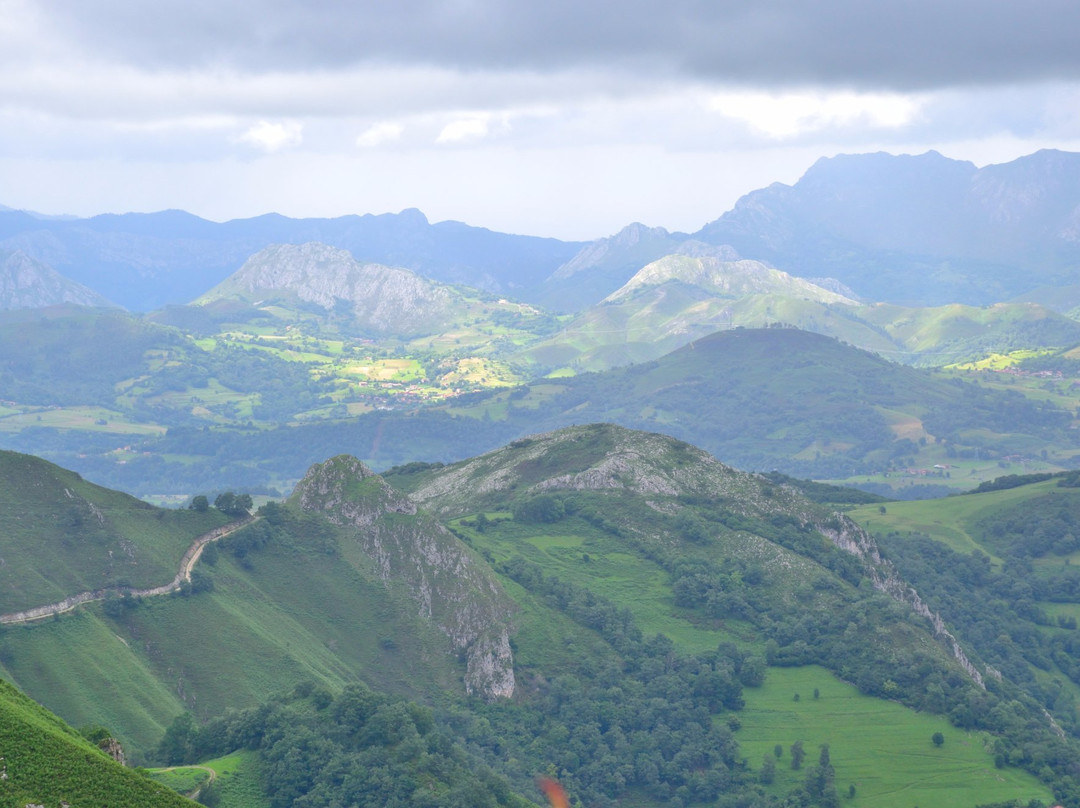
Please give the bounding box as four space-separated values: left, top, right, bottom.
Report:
849 478 1070 564
831 451 1063 498
739 665 1053 808
463 515 758 654
0 404 166 435
147 750 268 808
144 764 210 795
201 750 267 808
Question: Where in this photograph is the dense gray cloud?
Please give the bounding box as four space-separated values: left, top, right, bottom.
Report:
44 0 1080 90
6 0 1080 237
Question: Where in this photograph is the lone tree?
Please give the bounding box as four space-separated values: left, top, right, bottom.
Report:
189 495 209 512
791 740 806 770
760 754 776 785
932 732 944 747
214 492 253 517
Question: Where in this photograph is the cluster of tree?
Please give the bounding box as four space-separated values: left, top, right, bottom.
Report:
878 531 1080 803
154 683 528 808
188 491 253 516
494 556 760 807
976 492 1080 558
922 379 1073 445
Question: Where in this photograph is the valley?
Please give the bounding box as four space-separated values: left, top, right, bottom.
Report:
7 147 1080 808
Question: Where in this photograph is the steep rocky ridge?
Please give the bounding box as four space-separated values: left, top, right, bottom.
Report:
292 455 516 698
196 242 458 336
403 424 993 691
0 249 114 310
405 424 778 519
695 149 1080 305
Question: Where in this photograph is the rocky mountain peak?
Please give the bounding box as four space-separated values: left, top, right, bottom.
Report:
293 456 516 699
0 249 115 310
196 242 456 335
602 254 856 305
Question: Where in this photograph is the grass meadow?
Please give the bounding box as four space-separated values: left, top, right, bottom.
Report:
739 666 1053 808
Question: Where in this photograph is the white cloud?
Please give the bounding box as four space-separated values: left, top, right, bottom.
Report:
355 121 404 148
707 91 923 139
238 120 303 152
436 116 492 143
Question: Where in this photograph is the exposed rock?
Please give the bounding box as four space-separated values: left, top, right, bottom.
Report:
817 517 985 689
408 424 780 520
98 737 126 766
294 455 516 698
603 254 856 305
0 249 115 310
197 242 456 336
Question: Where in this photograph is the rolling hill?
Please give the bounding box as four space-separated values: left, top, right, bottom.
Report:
1 428 1069 806
519 253 1080 373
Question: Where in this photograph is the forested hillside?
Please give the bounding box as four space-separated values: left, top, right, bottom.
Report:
4 428 1075 806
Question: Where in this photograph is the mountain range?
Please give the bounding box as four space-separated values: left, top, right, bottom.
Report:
6 148 1080 313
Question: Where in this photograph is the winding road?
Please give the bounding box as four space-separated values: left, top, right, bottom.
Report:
0 516 257 625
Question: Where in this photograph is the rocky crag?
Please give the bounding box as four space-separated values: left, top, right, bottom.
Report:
292 455 516 698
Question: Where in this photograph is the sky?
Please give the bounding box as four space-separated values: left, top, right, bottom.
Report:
3 1 1080 240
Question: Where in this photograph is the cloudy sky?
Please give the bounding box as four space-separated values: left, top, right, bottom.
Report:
3 0 1080 239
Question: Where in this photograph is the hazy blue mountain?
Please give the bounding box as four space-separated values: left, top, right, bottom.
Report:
534 222 695 310
0 207 583 311
695 149 1080 306
0 249 115 310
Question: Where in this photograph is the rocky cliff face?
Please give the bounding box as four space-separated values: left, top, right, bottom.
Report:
293 455 516 698
198 242 456 335
603 254 855 304
0 250 114 310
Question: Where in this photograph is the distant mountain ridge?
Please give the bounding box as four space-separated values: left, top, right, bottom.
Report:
0 207 582 311
0 249 114 310
694 149 1080 306
6 148 1080 311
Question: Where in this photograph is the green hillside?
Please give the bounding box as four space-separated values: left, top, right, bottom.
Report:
518 253 1080 373
0 677 192 808
0 504 466 755
463 328 1080 491
34 326 1075 499
1 430 1072 805
0 450 228 613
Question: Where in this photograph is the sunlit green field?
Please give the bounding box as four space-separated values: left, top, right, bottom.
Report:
739 666 1053 808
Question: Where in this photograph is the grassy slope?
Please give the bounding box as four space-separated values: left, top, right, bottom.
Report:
483 542 1046 805
147 750 266 808
848 478 1078 566
740 666 1051 808
0 677 193 808
395 425 1051 807
0 450 229 613
0 515 461 757
462 328 1080 490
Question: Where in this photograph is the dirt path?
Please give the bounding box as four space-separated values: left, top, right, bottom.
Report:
153 764 218 800
0 516 257 625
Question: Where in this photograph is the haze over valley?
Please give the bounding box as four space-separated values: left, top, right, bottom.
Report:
8 3 1080 808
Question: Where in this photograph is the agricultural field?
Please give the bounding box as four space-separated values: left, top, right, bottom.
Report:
739 666 1052 808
